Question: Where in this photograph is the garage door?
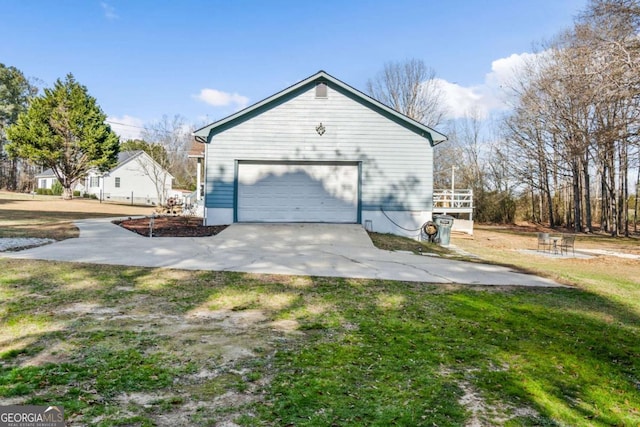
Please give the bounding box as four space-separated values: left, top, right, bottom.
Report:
237 162 358 223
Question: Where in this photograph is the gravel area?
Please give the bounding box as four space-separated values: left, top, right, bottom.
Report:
0 238 55 252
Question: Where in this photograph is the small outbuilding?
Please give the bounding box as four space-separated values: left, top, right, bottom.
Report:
193 70 447 236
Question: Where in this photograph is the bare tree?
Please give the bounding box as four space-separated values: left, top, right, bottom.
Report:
580 0 640 236
121 139 172 205
439 109 516 223
498 0 640 235
366 59 447 127
142 114 195 190
502 75 559 227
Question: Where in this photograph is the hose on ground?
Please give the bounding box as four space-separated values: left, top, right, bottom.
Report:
379 207 438 240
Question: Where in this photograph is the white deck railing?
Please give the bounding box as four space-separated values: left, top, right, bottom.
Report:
433 189 473 210
433 189 474 235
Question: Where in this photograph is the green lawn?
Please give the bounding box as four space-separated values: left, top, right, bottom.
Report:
0 256 638 426
1 199 638 426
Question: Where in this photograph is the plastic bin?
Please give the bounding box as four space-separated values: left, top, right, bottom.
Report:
434 215 455 246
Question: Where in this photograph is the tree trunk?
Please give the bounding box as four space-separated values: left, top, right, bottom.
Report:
545 185 554 228
539 152 554 227
63 186 73 200
7 158 18 191
573 161 582 232
635 153 639 234
530 187 537 223
601 163 609 232
619 140 629 237
609 156 617 237
583 153 592 232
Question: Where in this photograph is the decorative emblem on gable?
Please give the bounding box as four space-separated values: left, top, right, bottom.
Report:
316 122 326 136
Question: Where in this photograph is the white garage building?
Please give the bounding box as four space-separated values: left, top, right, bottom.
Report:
193 71 447 237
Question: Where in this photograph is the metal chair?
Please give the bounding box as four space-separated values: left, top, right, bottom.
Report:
559 234 575 256
537 232 551 252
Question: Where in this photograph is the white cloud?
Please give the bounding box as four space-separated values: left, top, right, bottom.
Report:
486 52 544 87
435 79 485 119
193 88 249 110
438 51 547 120
106 115 144 140
101 2 119 20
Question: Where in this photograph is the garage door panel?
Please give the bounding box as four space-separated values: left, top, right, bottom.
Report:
237 163 358 223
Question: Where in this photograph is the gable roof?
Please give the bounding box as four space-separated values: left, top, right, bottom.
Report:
35 150 174 179
111 150 175 179
116 150 142 165
193 70 448 146
34 169 57 178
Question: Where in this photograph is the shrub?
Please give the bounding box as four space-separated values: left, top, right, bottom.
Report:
51 181 64 196
73 190 81 197
474 190 516 224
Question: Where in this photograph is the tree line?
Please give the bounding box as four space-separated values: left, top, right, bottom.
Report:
0 68 196 199
504 0 640 236
367 0 639 235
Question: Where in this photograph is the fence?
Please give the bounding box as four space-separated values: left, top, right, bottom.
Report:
433 189 473 211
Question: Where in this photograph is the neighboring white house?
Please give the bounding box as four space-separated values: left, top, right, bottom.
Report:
36 150 175 205
193 70 448 238
34 170 59 190
84 150 175 205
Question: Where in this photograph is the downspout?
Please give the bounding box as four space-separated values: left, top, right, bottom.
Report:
194 134 208 226
196 161 202 201
202 141 208 226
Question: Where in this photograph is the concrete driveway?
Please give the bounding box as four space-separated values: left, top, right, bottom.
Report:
3 219 561 287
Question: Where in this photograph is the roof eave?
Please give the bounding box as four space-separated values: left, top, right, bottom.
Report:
193 70 448 145
192 71 330 140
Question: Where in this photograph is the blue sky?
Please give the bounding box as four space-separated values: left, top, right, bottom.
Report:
1 0 587 139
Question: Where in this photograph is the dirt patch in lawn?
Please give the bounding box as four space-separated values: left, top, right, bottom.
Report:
0 265 299 426
115 216 228 237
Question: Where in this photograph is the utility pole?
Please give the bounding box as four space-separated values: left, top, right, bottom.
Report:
451 165 456 205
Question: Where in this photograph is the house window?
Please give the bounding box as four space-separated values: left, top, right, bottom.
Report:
315 82 327 98
115 177 121 188
90 176 100 187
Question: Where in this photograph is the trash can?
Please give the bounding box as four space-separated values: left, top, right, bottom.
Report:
433 215 455 246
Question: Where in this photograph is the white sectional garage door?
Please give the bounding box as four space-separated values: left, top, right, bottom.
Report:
237 162 358 223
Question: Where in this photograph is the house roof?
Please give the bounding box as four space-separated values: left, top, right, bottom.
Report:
35 169 57 178
116 150 142 165
112 150 175 180
187 139 205 159
35 150 174 179
193 70 448 146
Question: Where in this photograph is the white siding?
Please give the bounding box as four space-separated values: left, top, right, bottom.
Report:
85 153 172 204
38 177 56 189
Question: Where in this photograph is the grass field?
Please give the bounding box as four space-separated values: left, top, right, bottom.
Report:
0 191 154 239
0 193 638 426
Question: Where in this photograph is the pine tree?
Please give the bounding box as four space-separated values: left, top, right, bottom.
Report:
6 73 119 199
